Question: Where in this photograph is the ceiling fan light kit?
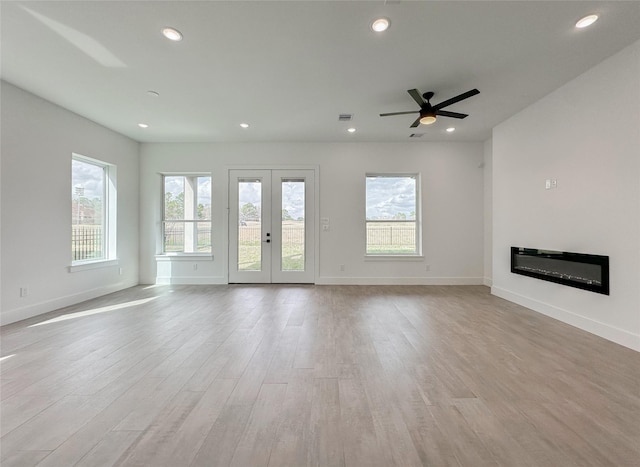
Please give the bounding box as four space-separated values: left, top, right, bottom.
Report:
419 115 437 125
380 88 480 128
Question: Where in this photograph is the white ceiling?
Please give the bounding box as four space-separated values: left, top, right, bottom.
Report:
2 1 639 143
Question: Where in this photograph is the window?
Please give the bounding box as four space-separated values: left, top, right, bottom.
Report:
72 154 116 263
365 174 419 255
162 175 212 253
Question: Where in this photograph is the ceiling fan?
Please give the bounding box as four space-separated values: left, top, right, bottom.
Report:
380 88 480 127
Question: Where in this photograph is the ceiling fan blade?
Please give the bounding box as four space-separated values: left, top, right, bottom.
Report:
407 89 426 107
380 111 420 117
410 116 422 128
432 89 479 111
436 110 468 119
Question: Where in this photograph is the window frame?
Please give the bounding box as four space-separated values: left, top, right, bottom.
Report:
160 173 212 255
71 153 117 267
365 173 421 257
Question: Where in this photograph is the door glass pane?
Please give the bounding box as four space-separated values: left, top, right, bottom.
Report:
238 179 262 271
281 178 305 271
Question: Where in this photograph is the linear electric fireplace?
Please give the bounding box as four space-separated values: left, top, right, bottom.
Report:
511 247 609 295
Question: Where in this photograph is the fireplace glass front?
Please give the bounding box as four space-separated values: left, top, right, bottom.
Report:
511 247 609 295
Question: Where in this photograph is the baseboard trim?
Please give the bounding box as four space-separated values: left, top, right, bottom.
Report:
316 276 484 286
483 277 493 287
155 276 227 285
1 281 139 326
491 286 640 352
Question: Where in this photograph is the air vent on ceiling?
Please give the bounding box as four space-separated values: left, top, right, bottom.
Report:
338 114 353 121
409 133 424 138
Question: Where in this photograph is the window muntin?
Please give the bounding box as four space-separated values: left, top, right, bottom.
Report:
72 155 114 263
366 174 419 255
162 175 211 253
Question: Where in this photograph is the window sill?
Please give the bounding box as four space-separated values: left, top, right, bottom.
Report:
364 255 424 261
69 259 119 273
156 254 214 261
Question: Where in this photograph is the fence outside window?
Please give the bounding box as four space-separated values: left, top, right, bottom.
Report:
366 221 416 254
72 225 103 261
164 224 212 252
161 223 414 255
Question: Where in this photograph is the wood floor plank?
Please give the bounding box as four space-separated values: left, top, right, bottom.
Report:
453 398 540 467
139 379 238 466
396 399 462 467
116 389 205 466
229 383 288 467
0 450 51 467
0 395 108 461
427 404 498 467
267 371 314 466
0 394 61 437
263 327 302 384
338 377 391 467
189 403 254 467
308 377 345 467
75 431 142 467
516 400 623 467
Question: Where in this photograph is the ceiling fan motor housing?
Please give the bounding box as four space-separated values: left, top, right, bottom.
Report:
422 91 435 101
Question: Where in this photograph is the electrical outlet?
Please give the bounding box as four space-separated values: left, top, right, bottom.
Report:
20 287 28 297
551 179 558 188
322 225 330 231
193 264 198 271
425 264 431 272
545 179 551 190
119 267 123 275
339 264 345 272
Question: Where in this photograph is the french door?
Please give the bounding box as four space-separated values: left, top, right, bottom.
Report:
228 169 315 283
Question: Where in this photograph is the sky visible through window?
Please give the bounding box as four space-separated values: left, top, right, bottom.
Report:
72 159 103 199
164 176 212 207
238 180 305 220
366 176 416 220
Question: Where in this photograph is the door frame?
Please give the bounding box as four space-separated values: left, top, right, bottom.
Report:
224 165 319 284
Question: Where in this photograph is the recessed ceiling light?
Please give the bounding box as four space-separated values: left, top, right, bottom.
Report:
240 123 249 128
147 90 160 97
576 14 598 28
446 127 456 133
162 27 183 41
138 123 149 128
371 17 390 33
347 128 356 133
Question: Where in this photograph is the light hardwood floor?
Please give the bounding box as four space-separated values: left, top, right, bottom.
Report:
1 285 639 466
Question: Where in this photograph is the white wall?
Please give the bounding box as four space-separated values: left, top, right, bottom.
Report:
491 40 640 351
483 138 493 286
139 142 485 285
0 82 140 325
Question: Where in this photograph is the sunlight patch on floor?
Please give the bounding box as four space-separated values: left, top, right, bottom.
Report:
28 297 158 328
142 284 170 290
